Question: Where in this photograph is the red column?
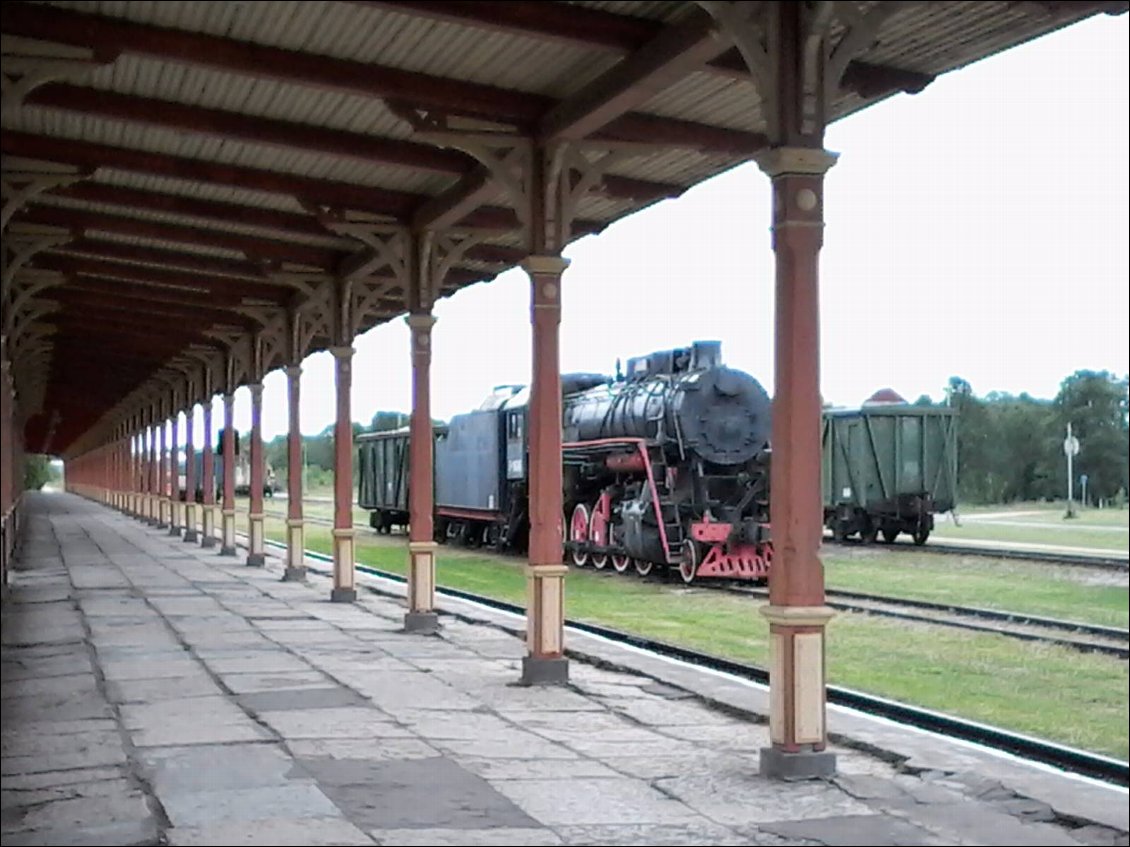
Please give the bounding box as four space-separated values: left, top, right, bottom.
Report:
247 383 265 566
757 147 838 780
404 312 438 632
283 366 305 580
201 399 217 547
330 346 356 602
520 255 570 685
1 345 12 588
220 393 237 555
148 414 159 524
184 405 198 543
168 411 181 535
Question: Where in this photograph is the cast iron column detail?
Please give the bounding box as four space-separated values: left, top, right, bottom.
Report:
404 311 439 633
220 393 237 556
283 365 306 581
246 383 266 566
520 254 570 685
330 346 356 602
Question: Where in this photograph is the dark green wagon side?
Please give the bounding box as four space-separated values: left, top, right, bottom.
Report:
821 404 958 545
357 428 411 533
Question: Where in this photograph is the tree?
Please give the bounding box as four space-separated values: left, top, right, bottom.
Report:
24 455 54 491
1055 371 1129 503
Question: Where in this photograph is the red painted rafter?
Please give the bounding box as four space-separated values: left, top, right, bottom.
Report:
0 2 767 153
56 238 272 281
16 203 343 269
27 83 474 175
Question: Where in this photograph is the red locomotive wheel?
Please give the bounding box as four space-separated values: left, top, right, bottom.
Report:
633 558 653 577
570 503 590 567
589 506 609 569
678 538 698 585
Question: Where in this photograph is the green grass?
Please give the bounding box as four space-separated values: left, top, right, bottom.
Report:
824 550 1129 628
263 517 1129 760
932 519 1129 552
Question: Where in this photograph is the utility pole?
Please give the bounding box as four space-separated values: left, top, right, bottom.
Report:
1064 422 1080 519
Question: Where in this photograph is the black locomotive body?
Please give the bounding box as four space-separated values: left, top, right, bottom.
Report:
357 340 775 583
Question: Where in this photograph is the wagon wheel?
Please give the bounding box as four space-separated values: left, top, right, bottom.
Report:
611 552 631 573
860 519 879 544
678 538 699 585
912 523 931 546
569 503 590 567
633 558 654 577
589 506 609 569
881 527 899 544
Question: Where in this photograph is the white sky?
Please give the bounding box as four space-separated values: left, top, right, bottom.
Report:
192 14 1129 444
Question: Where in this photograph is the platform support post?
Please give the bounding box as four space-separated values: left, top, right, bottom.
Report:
220 392 237 556
283 364 306 581
330 345 356 603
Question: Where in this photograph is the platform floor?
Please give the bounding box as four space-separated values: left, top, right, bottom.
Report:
2 492 1126 846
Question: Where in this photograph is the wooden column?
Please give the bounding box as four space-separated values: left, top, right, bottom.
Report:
404 311 438 633
201 399 217 547
168 409 181 535
330 346 356 602
184 404 198 542
757 146 839 780
283 365 306 581
246 383 266 566
520 254 570 685
0 339 11 589
220 393 237 556
148 410 159 524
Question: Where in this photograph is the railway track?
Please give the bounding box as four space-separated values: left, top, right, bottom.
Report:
714 584 1129 659
825 536 1128 571
261 537 1130 788
264 507 1129 656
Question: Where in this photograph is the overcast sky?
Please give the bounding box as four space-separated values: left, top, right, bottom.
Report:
196 13 1128 444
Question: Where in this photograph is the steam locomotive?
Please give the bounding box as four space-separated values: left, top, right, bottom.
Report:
358 340 774 583
358 340 958 582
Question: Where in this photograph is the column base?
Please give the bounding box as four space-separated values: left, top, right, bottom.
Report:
246 553 266 567
330 587 357 603
404 610 439 634
759 746 837 781
220 545 237 557
168 524 182 537
282 566 307 582
183 530 198 543
519 655 569 686
201 536 217 548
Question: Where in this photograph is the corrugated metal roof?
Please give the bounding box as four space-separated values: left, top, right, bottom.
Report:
98 170 311 214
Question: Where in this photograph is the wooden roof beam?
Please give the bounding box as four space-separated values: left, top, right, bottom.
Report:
53 182 333 239
16 203 343 269
55 237 272 281
26 83 474 176
538 9 736 142
2 131 420 219
1 2 767 154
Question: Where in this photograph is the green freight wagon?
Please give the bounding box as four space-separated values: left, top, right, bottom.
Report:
357 428 412 534
357 425 447 534
821 403 958 545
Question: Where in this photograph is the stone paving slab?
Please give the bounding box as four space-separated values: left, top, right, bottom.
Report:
2 493 1127 847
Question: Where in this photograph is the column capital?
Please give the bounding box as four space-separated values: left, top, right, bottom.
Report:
328 345 356 360
247 382 264 399
284 364 302 379
755 147 839 179
405 313 437 331
521 255 570 276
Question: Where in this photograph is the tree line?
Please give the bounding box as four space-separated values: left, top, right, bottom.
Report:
232 370 1130 506
943 370 1128 506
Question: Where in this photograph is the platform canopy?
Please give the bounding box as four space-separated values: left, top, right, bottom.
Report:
2 0 1125 454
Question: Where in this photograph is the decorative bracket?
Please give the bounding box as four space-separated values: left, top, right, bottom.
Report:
1 158 87 232
0 35 114 113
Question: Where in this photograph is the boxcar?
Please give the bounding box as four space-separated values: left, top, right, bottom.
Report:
357 427 411 533
821 403 957 544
